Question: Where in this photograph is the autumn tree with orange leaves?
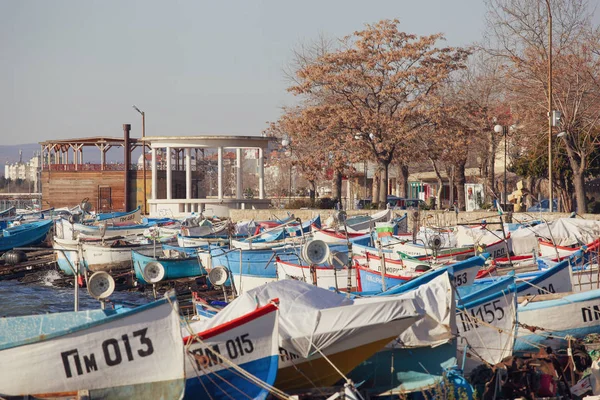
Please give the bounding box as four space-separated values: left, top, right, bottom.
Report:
284 19 470 207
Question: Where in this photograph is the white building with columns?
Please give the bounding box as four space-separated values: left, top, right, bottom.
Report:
143 136 271 217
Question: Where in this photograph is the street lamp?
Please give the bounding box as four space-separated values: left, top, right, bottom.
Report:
281 136 292 206
544 0 554 213
494 124 512 211
132 105 146 215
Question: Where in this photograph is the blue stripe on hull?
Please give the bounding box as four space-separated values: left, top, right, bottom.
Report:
0 220 53 252
358 268 407 292
132 251 206 285
184 355 278 400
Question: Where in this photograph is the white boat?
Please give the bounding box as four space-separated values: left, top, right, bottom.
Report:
81 240 153 272
182 301 280 399
276 259 357 291
0 292 185 398
191 279 424 391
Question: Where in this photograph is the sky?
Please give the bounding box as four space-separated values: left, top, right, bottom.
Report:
0 0 509 145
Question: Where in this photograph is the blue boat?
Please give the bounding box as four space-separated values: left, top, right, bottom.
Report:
515 288 600 352
370 254 489 296
355 263 413 292
0 292 185 398
0 219 53 252
183 302 280 400
132 248 207 285
210 243 350 292
96 205 141 223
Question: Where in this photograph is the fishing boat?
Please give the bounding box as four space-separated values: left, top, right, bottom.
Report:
515 288 600 352
275 258 358 291
231 216 319 250
182 301 280 400
192 279 424 391
177 234 229 248
96 205 142 224
209 243 349 294
343 208 393 232
81 240 153 273
0 292 185 398
355 263 416 292
457 281 518 373
0 219 53 252
132 248 207 285
0 206 16 221
52 236 82 276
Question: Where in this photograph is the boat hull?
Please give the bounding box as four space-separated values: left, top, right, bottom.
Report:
132 250 206 285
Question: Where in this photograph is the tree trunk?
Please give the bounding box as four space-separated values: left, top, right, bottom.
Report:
372 167 381 206
573 171 586 214
486 132 498 203
332 169 343 203
309 180 316 207
398 164 409 198
378 161 389 208
524 176 534 208
429 158 444 210
455 161 467 211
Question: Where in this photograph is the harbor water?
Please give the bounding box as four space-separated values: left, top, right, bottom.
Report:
0 270 151 317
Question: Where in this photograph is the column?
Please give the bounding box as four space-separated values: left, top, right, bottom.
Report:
74 146 78 171
217 147 223 200
258 147 264 199
236 148 242 199
151 147 157 200
166 147 172 199
347 178 352 210
185 148 192 212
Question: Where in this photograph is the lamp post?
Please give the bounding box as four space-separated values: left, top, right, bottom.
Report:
132 105 146 215
544 0 554 213
494 124 509 211
281 136 292 206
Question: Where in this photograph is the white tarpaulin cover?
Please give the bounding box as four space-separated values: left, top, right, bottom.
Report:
388 272 455 348
0 294 184 396
511 218 600 255
454 225 509 248
189 279 426 359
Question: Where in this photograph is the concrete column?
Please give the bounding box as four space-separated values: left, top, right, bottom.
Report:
100 146 105 171
258 147 264 199
166 147 172 199
185 148 192 212
217 147 223 200
236 148 242 199
151 147 157 200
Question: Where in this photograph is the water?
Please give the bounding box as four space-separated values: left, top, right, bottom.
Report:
0 271 152 317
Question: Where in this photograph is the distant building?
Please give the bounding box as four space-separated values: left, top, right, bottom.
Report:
4 151 41 191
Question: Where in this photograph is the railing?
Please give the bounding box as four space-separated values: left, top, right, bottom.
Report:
43 164 127 171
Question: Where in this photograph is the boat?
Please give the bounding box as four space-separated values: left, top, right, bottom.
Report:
182 301 280 400
96 205 142 224
52 236 82 276
231 216 319 250
0 292 185 398
349 272 474 396
132 248 207 285
0 219 53 252
275 258 358 291
355 263 416 292
515 288 600 352
343 209 393 232
457 281 518 373
191 279 424 391
312 227 369 244
0 206 16 221
81 240 153 273
209 243 349 294
55 217 154 240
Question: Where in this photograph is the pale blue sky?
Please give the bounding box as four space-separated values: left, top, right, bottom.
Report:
1 0 501 145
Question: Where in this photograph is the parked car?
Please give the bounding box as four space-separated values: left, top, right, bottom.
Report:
527 199 558 212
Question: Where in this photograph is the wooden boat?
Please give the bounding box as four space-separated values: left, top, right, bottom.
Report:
96 205 142 224
132 248 206 285
0 219 53 252
52 236 81 276
355 263 415 292
177 234 229 248
457 281 518 372
209 243 349 293
193 279 423 391
231 216 319 250
81 240 153 273
275 259 357 291
183 301 280 400
0 292 185 398
0 206 16 221
538 238 594 258
344 209 392 232
515 288 600 352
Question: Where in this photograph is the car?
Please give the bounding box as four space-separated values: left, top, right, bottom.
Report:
527 199 558 212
